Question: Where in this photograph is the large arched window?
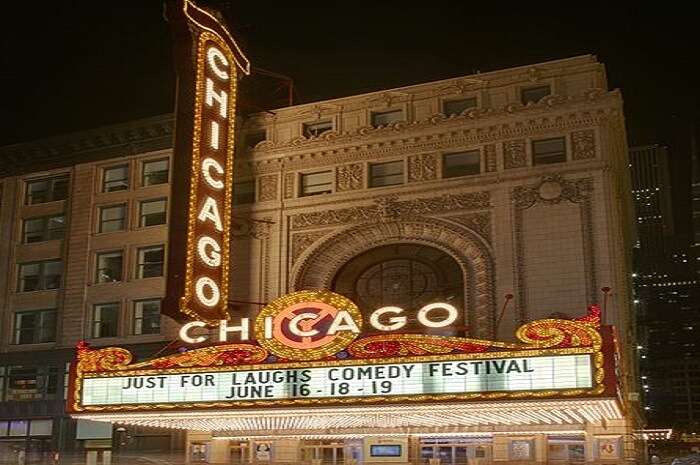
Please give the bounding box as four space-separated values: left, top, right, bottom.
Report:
332 244 464 334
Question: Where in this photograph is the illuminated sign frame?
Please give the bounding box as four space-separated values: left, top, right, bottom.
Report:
164 0 249 322
67 308 618 413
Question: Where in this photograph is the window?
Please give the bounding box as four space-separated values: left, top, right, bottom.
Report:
233 181 255 205
369 161 404 187
13 310 56 344
102 165 129 192
246 130 266 149
443 150 481 178
22 215 66 243
303 120 333 138
300 171 333 196
95 251 123 283
92 303 119 338
139 199 167 227
25 175 69 205
521 85 551 105
532 137 567 165
443 97 477 116
98 204 127 233
142 159 169 186
4 366 58 401
18 260 62 292
133 299 161 335
137 246 165 278
371 109 403 127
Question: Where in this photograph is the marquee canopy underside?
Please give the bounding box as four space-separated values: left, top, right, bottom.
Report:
73 398 622 436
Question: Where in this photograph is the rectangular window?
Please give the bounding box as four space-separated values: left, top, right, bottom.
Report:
303 120 333 138
22 215 66 244
13 310 56 345
98 204 127 233
233 181 255 205
25 175 69 205
92 303 119 338
443 97 477 116
142 159 169 186
18 260 62 292
369 161 404 187
246 130 266 149
133 299 161 335
532 137 567 165
139 199 167 227
300 171 333 196
5 367 58 402
102 165 129 192
95 251 123 283
137 246 165 278
371 109 403 128
443 150 481 178
521 85 551 105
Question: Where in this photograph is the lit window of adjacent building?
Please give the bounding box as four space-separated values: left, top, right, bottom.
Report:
371 109 403 128
137 246 165 278
95 251 123 283
22 215 66 244
246 130 266 149
25 175 69 205
98 204 127 233
532 137 567 165
139 199 167 227
92 303 119 338
17 260 62 292
303 120 333 138
133 299 161 335
102 165 129 192
233 181 255 205
443 97 477 116
369 161 404 187
3 366 58 401
142 159 169 186
13 309 56 344
300 171 333 196
443 150 481 178
521 85 551 105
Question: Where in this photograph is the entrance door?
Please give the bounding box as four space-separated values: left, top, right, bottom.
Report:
302 444 345 464
190 442 210 463
230 444 248 464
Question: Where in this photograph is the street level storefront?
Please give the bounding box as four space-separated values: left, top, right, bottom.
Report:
67 291 636 464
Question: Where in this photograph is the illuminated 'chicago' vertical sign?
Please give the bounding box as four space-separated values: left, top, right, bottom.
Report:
164 0 250 322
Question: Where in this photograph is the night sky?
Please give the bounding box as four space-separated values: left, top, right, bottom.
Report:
1 2 698 233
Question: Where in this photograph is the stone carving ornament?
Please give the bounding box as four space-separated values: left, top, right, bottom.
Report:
571 129 597 160
336 163 364 192
503 139 527 169
407 153 437 182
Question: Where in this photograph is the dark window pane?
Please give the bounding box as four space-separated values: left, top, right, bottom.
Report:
139 199 167 227
103 166 129 192
521 85 551 105
142 159 169 186
25 180 48 205
443 98 477 116
533 137 566 165
369 161 404 187
138 246 164 278
303 120 333 138
92 303 119 338
47 216 66 240
51 178 69 201
443 150 481 178
134 300 161 335
300 171 333 196
96 252 123 283
23 218 45 243
43 261 63 290
18 263 40 292
13 310 56 345
371 110 403 127
99 205 126 233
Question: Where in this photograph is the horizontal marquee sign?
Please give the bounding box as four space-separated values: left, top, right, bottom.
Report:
80 355 593 407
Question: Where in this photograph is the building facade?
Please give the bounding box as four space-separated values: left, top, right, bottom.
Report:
1 55 640 464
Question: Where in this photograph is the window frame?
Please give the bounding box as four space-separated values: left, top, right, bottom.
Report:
22 214 66 244
138 198 168 227
13 309 57 345
17 260 63 292
370 109 404 128
141 158 170 187
24 175 69 205
442 97 478 117
520 84 551 105
98 203 127 233
369 160 405 188
299 170 333 197
102 164 130 193
302 120 334 138
532 136 567 166
442 150 482 178
91 302 120 339
94 250 124 284
133 299 162 335
136 245 165 279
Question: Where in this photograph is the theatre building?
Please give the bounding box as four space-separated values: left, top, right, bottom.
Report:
0 8 639 462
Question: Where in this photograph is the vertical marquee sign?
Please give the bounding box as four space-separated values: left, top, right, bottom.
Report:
164 0 250 322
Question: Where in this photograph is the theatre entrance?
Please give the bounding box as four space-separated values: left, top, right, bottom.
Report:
419 438 492 465
301 440 362 464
